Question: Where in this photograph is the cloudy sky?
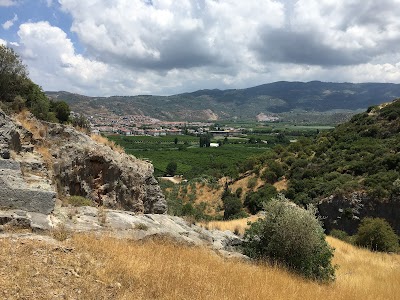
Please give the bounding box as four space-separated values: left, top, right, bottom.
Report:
1 0 400 96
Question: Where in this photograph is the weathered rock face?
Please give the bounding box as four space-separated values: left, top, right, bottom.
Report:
0 110 167 214
0 157 56 214
318 192 400 235
0 112 56 213
0 110 22 158
46 123 167 214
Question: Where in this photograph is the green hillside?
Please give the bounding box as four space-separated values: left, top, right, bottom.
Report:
242 99 400 233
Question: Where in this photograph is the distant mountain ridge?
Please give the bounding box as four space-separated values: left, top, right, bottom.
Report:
46 81 400 122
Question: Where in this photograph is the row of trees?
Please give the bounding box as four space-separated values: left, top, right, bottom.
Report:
0 45 70 123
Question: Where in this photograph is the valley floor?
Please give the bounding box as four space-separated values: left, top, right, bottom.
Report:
0 232 399 299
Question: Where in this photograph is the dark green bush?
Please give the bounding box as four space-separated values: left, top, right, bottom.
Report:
222 192 244 220
243 196 336 282
165 161 178 176
355 218 399 252
244 183 277 214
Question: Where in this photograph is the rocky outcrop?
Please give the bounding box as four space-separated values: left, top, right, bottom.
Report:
0 207 246 259
0 159 56 213
0 110 21 158
0 109 166 214
46 124 166 213
318 192 400 235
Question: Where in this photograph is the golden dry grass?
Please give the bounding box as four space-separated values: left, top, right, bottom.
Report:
274 178 288 191
36 145 53 168
197 215 261 235
15 109 47 139
91 134 125 154
0 233 399 299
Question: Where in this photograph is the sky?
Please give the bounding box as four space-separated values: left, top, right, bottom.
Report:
1 0 400 96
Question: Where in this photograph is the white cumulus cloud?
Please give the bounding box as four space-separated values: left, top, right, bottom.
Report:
9 0 400 95
0 0 17 7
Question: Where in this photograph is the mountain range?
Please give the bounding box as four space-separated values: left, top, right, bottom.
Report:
46 81 400 123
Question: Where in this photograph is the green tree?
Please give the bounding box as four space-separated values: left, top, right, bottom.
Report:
244 183 277 214
26 82 51 121
71 114 91 130
222 189 245 220
355 218 399 252
199 134 211 147
165 161 178 176
0 45 28 103
51 100 70 123
243 195 336 282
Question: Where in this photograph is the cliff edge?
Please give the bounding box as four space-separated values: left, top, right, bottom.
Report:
0 110 167 214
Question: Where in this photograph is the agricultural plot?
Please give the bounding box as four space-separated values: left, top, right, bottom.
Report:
108 135 270 178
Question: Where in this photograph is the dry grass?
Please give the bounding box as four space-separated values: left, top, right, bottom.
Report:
227 175 264 199
15 109 47 139
197 215 261 235
36 145 53 168
274 178 288 191
0 236 117 299
91 134 125 154
0 233 399 299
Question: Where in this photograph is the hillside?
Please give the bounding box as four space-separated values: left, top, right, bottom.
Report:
240 99 400 234
46 81 400 122
1 233 399 299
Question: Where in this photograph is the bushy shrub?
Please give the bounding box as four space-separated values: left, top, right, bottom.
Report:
65 196 93 207
244 183 277 214
243 196 335 282
247 177 257 189
355 218 399 252
330 229 351 243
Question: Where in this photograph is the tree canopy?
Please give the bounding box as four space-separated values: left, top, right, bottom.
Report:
0 45 70 123
0 45 28 103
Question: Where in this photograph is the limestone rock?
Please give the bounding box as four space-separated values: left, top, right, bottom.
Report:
0 159 56 214
0 109 166 215
45 123 166 213
0 110 22 155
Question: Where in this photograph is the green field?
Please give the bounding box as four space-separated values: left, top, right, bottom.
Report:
108 135 270 178
107 123 335 179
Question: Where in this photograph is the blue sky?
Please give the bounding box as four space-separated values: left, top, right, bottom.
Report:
1 0 400 96
1 1 84 53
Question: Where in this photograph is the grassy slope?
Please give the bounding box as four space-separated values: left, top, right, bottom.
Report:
1 233 399 300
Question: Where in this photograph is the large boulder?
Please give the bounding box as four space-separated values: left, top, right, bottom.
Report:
0 159 55 214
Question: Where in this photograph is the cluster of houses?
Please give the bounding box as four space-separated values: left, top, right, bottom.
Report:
87 113 280 138
88 113 219 136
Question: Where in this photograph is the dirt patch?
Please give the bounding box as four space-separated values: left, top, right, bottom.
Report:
274 178 288 191
159 176 183 184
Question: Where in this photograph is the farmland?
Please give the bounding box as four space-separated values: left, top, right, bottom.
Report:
107 135 271 178
107 124 334 179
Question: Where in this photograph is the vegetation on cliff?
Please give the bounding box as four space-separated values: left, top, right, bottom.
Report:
241 99 400 208
0 45 70 123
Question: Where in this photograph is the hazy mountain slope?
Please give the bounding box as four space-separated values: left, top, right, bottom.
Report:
46 81 400 121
